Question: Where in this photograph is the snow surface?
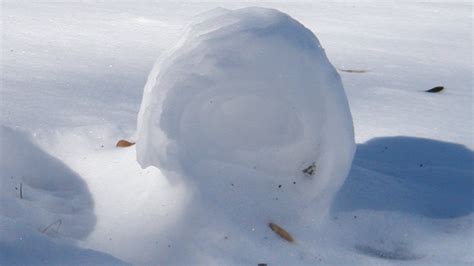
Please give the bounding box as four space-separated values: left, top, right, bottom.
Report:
1 1 473 265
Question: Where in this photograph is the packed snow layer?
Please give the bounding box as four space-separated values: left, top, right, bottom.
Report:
1 1 473 265
137 7 355 224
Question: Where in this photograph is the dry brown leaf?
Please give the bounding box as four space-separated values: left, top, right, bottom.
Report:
269 222 294 243
116 139 135 148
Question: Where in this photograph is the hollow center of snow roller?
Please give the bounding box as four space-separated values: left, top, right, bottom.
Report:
181 94 303 151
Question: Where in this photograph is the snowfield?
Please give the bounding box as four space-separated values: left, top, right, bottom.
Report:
1 1 473 265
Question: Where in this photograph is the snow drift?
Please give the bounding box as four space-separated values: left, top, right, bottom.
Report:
0 126 127 265
137 6 354 229
0 126 95 240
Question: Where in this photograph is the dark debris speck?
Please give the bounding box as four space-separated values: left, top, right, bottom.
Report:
426 86 444 93
302 162 316 176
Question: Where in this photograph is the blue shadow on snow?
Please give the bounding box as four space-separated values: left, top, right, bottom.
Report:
332 136 474 218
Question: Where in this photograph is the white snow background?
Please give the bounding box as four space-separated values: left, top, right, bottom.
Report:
1 1 473 265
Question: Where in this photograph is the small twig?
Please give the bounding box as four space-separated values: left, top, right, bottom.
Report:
338 68 369 74
19 183 23 199
41 219 62 234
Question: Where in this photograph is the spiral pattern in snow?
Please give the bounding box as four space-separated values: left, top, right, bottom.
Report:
137 7 355 205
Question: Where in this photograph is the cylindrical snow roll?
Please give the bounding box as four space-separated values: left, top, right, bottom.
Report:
137 7 355 223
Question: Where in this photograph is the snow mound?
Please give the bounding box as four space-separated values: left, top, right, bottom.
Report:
137 6 354 240
0 126 127 264
0 126 95 240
